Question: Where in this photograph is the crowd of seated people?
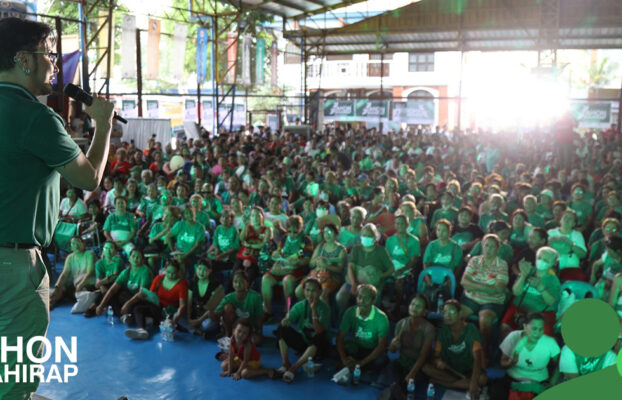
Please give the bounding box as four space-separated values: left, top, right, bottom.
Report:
49 122 622 399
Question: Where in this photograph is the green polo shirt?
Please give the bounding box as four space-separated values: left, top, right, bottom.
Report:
0 82 81 246
115 265 153 294
288 299 331 343
339 305 389 349
95 256 123 279
215 290 263 327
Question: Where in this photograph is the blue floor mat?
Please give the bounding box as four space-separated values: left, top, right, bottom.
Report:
37 305 384 400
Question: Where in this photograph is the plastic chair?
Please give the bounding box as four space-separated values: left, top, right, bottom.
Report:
560 280 598 300
417 265 457 299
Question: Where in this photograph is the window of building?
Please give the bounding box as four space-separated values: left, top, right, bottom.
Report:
369 53 393 60
408 53 434 72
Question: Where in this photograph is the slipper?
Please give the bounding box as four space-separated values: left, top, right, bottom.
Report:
282 370 295 383
277 366 288 374
214 351 228 361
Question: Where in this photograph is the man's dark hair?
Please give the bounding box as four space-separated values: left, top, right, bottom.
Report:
0 18 54 72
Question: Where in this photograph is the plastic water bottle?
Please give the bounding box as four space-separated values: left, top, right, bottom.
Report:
427 383 435 400
437 293 444 313
160 317 173 341
406 378 416 400
306 357 315 378
107 306 114 325
352 364 361 385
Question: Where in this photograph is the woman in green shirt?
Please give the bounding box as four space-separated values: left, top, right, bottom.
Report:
167 205 206 280
50 236 96 309
96 248 153 319
103 196 137 257
338 206 365 250
208 209 240 270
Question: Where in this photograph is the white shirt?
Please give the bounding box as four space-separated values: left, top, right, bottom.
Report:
559 345 616 375
500 330 560 382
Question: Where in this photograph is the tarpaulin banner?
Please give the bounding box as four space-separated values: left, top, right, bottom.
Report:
122 99 137 118
392 100 435 125
227 32 238 84
196 27 209 83
146 19 161 80
146 100 159 118
172 23 188 82
242 34 251 86
121 14 136 79
571 102 612 128
256 37 265 86
185 99 197 121
270 41 278 87
323 100 355 120
355 100 389 121
98 9 114 78
201 100 214 129
52 50 81 89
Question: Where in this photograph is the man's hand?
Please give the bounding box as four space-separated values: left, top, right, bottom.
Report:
85 95 115 127
468 380 480 400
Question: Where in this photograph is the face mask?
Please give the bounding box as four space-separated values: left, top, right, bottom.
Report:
361 236 374 247
316 208 328 218
536 259 552 271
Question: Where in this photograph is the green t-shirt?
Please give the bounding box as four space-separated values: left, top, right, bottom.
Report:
478 212 509 233
115 265 153 294
513 273 560 312
196 210 212 228
95 256 123 279
348 245 394 288
288 299 331 343
470 241 514 264
431 207 458 227
569 200 592 227
385 233 421 275
437 323 483 376
526 212 545 228
213 225 240 253
510 225 533 251
215 290 263 327
103 213 137 234
338 227 361 248
339 305 389 350
170 220 206 253
423 240 463 271
0 83 81 246
138 197 159 220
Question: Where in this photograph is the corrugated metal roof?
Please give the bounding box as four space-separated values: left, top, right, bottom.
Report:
287 0 622 54
219 0 372 19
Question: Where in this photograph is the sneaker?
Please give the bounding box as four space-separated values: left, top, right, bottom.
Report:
120 314 134 325
125 328 149 340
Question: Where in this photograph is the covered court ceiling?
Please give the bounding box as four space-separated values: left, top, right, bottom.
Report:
218 0 373 19
281 0 622 55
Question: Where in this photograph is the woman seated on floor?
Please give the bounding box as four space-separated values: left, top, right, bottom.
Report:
84 241 123 317
275 278 331 383
376 294 434 398
185 259 225 337
336 284 390 383
422 299 487 400
123 259 188 340
50 236 96 309
499 312 560 400
210 271 264 345
95 248 153 321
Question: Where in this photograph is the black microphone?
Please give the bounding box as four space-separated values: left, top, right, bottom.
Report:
64 83 128 124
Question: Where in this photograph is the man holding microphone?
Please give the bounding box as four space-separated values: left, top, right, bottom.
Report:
0 17 114 399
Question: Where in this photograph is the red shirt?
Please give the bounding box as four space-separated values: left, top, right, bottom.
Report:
150 274 188 308
231 336 261 362
110 160 131 176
